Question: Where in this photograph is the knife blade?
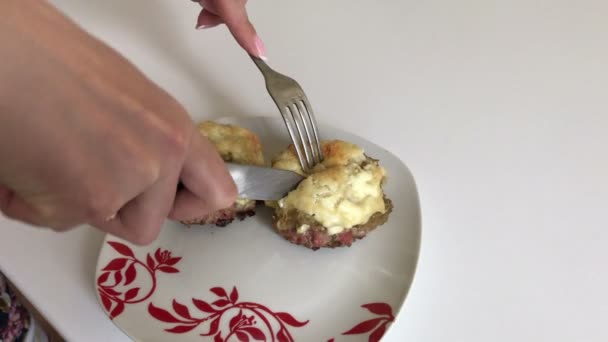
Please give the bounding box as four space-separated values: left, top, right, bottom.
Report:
226 163 304 201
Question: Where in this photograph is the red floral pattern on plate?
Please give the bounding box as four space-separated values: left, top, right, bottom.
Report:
97 241 182 319
97 241 397 340
148 286 309 341
327 302 394 342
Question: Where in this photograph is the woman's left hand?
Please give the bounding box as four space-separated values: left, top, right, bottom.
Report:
192 0 266 59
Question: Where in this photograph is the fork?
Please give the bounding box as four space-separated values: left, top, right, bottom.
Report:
250 56 323 172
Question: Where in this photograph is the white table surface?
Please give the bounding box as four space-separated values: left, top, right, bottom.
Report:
2 0 608 341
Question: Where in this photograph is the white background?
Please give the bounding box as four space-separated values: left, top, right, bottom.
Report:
1 0 607 341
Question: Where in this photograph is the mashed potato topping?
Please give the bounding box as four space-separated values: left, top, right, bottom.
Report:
198 121 264 166
272 140 387 234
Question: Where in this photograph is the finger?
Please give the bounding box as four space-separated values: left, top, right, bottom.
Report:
0 184 11 212
0 185 84 230
0 190 46 227
96 175 178 245
91 216 132 244
198 0 218 12
196 9 223 29
170 132 236 219
93 212 156 246
118 178 175 244
170 187 218 221
213 0 266 58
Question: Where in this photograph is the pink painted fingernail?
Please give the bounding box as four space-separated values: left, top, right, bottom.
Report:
254 36 267 60
196 23 217 30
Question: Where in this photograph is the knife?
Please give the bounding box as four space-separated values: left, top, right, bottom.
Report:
226 163 304 201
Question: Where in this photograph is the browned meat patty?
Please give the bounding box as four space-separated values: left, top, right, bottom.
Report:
272 197 393 250
182 201 257 227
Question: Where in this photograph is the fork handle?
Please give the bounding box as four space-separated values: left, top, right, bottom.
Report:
250 55 273 75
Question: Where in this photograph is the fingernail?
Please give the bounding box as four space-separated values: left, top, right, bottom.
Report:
254 36 267 60
196 23 214 30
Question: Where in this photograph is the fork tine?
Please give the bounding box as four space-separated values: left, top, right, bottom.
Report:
301 97 323 161
288 103 314 170
296 100 320 165
250 56 323 170
279 107 308 171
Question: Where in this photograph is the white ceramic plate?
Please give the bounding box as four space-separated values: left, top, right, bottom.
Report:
95 116 421 342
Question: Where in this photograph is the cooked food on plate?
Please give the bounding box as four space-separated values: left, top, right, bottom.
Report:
181 121 265 227
269 140 392 249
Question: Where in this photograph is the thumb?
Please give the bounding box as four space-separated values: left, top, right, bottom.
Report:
213 0 266 59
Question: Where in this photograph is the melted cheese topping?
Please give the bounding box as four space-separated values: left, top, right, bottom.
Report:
235 198 252 209
273 140 387 233
198 121 264 166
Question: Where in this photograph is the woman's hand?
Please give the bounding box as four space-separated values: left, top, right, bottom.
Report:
0 0 237 244
193 0 267 59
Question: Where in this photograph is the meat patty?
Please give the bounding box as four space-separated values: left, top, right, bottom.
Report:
182 201 257 227
272 197 393 250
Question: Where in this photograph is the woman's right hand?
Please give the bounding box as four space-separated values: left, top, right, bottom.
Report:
0 0 237 244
